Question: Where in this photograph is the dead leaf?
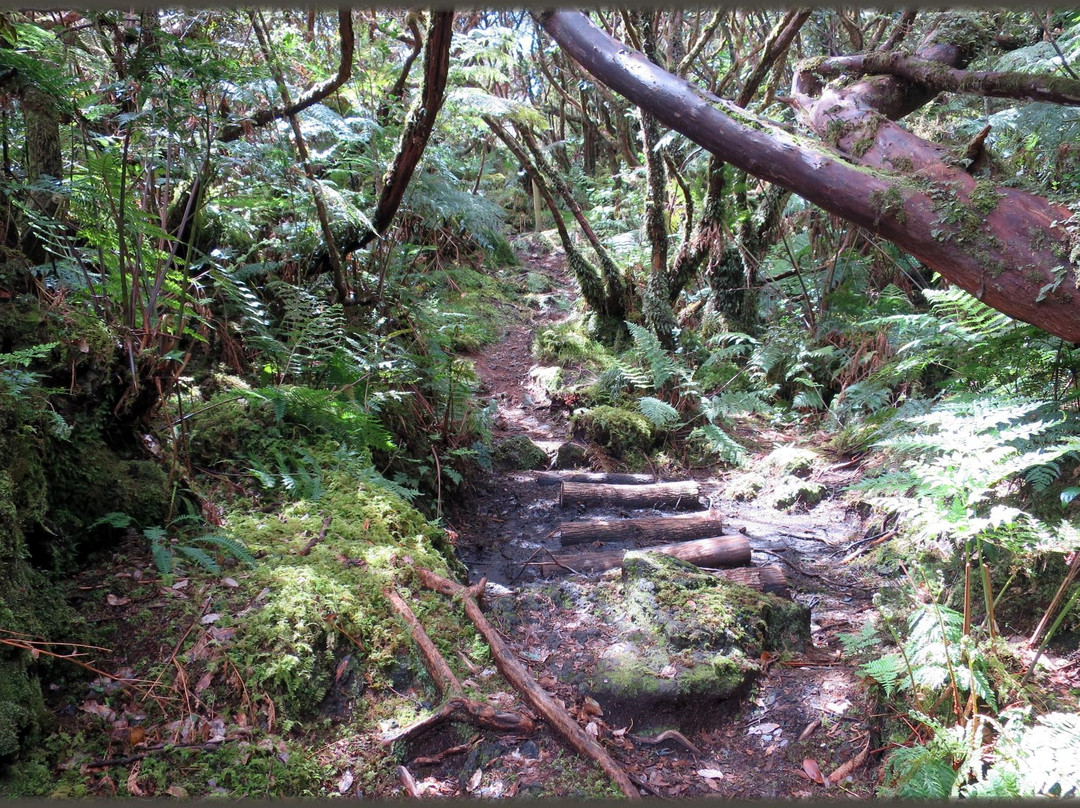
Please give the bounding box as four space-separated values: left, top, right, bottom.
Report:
126 761 144 796
165 785 189 798
697 768 724 780
334 656 351 683
172 579 189 590
200 613 221 625
582 696 603 717
222 577 239 588
585 721 599 738
80 700 115 720
195 671 214 694
657 664 677 679
207 626 236 642
337 770 354 794
128 726 146 747
106 594 130 607
799 718 822 741
802 758 825 785
468 768 483 792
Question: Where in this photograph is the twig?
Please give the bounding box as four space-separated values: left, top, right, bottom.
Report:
413 738 478 766
826 736 870 783
299 515 333 556
83 738 234 769
632 729 701 755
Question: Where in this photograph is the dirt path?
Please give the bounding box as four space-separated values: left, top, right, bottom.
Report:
434 246 888 799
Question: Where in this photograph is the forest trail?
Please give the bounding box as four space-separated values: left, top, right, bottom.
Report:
436 243 890 799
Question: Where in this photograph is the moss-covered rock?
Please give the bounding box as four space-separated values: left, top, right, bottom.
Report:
762 446 819 478
769 476 827 510
570 406 654 458
724 472 767 502
492 435 548 471
585 552 810 732
554 441 588 469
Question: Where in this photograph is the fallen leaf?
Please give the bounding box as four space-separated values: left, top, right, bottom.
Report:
165 785 189 798
208 627 236 642
585 721 599 738
126 761 144 796
222 577 239 588
697 768 724 780
802 758 825 784
172 579 189 590
657 664 677 679
468 768 483 792
338 769 354 794
334 656 351 683
200 613 221 625
582 696 604 717
799 718 822 741
106 594 130 606
128 726 146 746
80 700 115 720
195 671 214 694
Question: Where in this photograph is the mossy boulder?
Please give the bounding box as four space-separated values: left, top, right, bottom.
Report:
570 406 653 458
762 446 818 478
586 552 810 732
554 441 588 470
769 476 827 510
492 435 548 471
724 472 767 502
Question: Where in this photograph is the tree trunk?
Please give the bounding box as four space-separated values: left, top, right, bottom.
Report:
559 480 702 510
537 471 655 486
557 509 723 545
537 10 1080 344
533 536 751 577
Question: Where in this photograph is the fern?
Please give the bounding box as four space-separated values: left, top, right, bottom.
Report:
861 654 906 697
690 424 746 466
625 321 682 391
638 396 680 429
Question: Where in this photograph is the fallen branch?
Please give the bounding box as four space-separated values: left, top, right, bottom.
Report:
557 509 723 546
416 567 641 800
537 471 655 486
383 587 535 745
532 536 751 578
827 737 870 783
83 738 234 769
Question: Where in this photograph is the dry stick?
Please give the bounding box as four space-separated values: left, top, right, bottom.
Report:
382 587 535 746
826 736 870 784
416 567 641 800
299 515 333 556
84 738 235 769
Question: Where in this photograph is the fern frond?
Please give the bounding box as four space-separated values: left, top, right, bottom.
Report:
638 396 680 429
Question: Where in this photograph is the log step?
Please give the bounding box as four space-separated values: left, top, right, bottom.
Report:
559 480 702 510
537 471 656 486
558 510 723 546
531 536 750 577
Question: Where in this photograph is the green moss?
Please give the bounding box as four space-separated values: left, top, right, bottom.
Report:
492 435 548 470
571 405 654 457
225 473 462 720
970 180 1004 214
869 184 907 226
724 472 766 502
762 446 819 478
770 476 827 510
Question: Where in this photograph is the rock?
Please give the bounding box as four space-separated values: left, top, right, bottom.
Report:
724 472 767 502
492 435 549 471
518 740 540 759
583 552 810 733
769 476 827 510
553 441 588 469
762 446 819 478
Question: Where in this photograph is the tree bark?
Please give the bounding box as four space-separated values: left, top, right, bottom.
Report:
537 471 655 486
557 509 723 546
533 536 751 577
559 480 702 510
805 51 1080 107
537 10 1080 344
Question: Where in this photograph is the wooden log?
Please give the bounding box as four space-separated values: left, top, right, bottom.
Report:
715 564 790 598
416 567 641 800
532 536 751 577
558 510 723 546
537 471 655 486
559 480 702 510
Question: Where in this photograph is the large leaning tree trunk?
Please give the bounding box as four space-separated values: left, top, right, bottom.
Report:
538 10 1080 344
